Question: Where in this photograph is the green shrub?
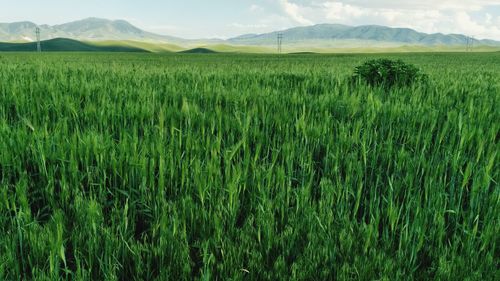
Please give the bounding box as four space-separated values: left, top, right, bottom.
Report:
352 59 427 88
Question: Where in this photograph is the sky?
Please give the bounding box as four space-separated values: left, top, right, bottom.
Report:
2 0 500 40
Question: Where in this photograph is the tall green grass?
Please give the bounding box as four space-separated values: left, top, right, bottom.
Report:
0 52 499 280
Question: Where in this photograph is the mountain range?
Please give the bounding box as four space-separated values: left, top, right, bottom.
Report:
1 18 499 49
0 18 183 43
229 24 500 47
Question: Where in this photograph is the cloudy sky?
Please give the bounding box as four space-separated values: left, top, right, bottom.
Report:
2 0 500 40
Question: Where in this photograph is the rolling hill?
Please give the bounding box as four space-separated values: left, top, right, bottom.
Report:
0 38 147 52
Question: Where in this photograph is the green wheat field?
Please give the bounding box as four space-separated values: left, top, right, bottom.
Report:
0 52 499 280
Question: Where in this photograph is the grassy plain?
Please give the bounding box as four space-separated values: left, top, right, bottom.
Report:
0 52 499 280
3 38 500 53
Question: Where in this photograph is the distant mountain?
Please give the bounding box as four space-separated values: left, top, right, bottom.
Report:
228 24 500 47
0 18 182 42
1 19 499 48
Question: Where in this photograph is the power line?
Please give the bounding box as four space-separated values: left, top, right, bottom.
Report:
465 35 474 52
277 33 283 54
36 27 41 52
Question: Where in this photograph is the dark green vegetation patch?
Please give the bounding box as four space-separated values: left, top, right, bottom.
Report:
180 48 218 54
0 53 499 281
0 38 147 52
352 59 428 88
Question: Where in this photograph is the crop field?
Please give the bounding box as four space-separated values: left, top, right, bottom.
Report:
0 52 499 280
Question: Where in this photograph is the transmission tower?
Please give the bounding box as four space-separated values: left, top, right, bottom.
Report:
36 27 41 52
465 36 474 52
277 33 283 54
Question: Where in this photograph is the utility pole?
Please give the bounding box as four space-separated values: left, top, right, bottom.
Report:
277 33 283 54
466 36 474 52
36 27 41 52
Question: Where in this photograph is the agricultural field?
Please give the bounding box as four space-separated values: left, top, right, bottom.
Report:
0 52 499 280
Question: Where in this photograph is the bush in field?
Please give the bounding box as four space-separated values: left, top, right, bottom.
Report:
352 59 427 88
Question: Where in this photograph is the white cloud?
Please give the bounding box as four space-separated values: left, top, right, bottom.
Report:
485 13 493 25
451 11 500 39
274 1 500 40
279 0 314 25
324 2 364 21
229 23 268 29
336 1 500 12
250 4 264 12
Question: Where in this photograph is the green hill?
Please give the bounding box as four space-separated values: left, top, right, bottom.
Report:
89 40 184 53
2 37 499 54
0 38 148 52
180 48 218 54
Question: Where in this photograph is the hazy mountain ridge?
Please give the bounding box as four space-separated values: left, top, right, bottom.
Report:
0 18 182 42
228 24 500 46
1 18 499 47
